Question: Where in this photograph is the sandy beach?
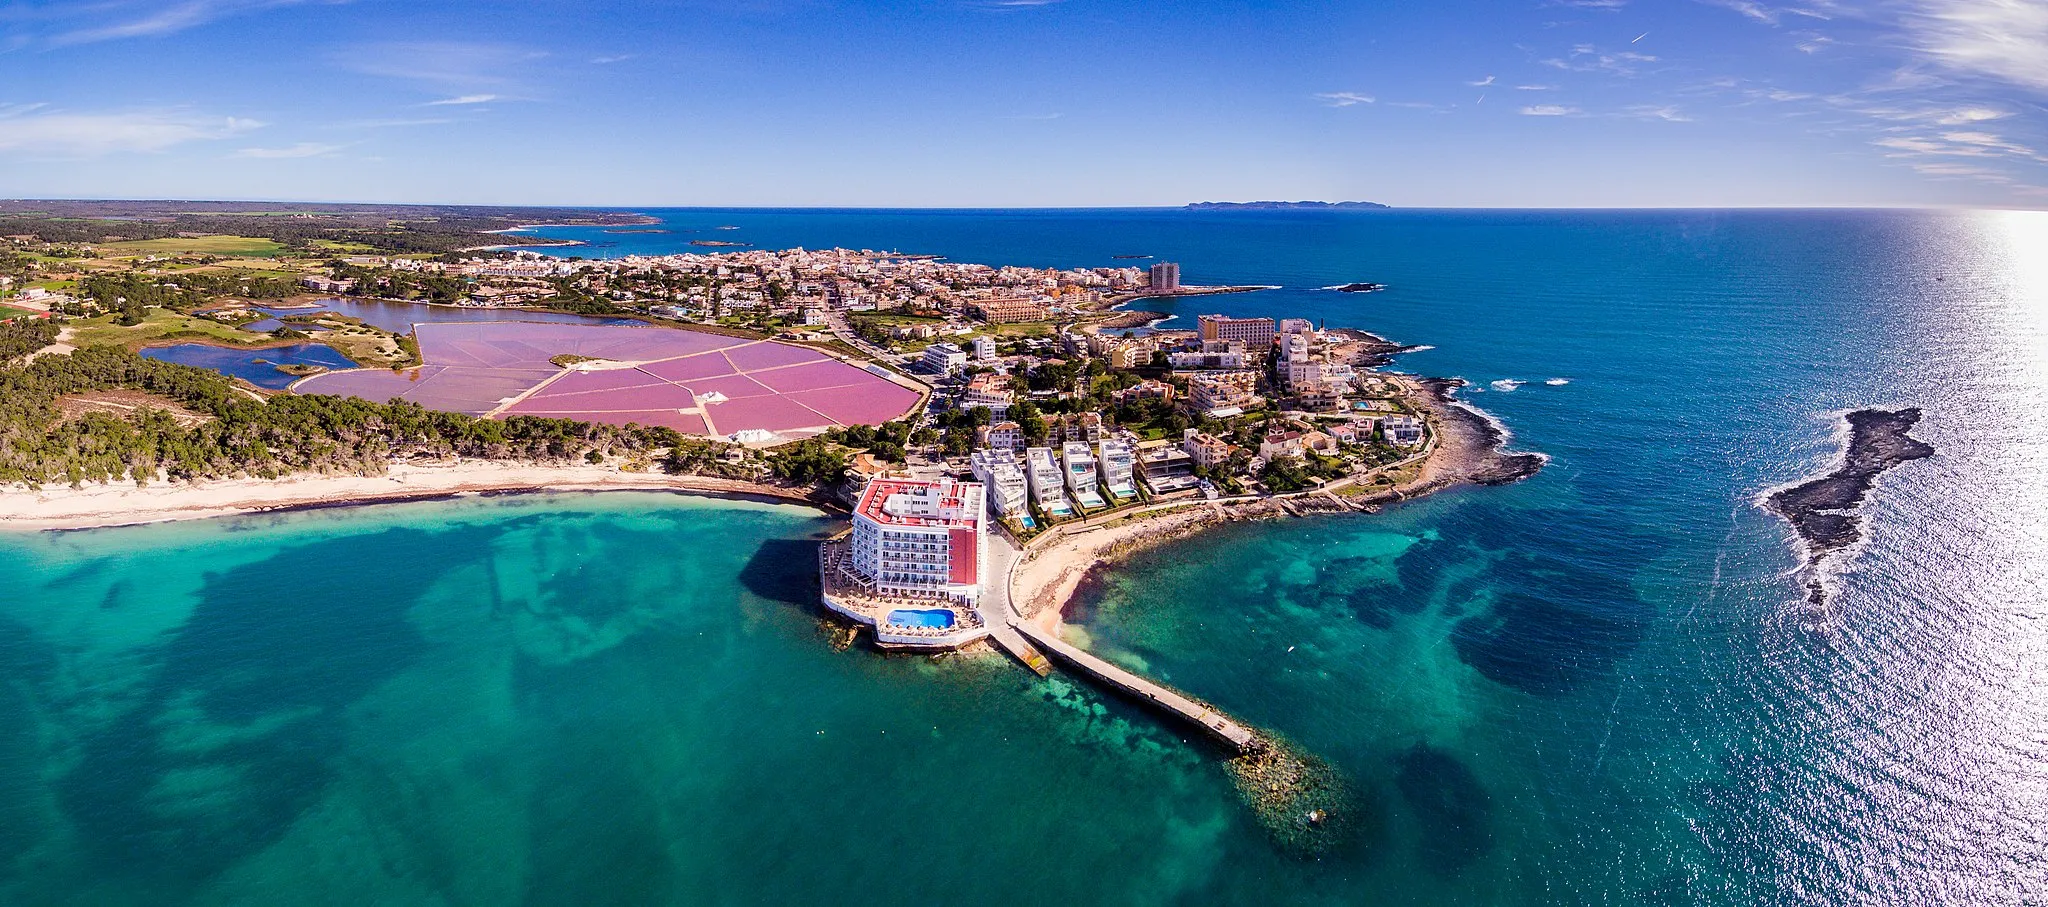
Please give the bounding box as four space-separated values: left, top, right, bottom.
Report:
0 462 825 532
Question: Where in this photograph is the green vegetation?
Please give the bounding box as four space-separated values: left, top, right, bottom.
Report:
65 310 267 349
102 236 285 258
0 320 60 363
75 271 299 322
0 345 724 488
764 439 848 486
0 200 646 257
818 420 915 463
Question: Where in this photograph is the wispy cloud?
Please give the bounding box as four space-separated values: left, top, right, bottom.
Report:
48 0 343 46
1625 104 1694 121
1516 84 1560 90
1549 0 1630 9
233 141 345 159
0 104 261 154
1468 75 1496 87
327 117 454 129
1542 44 1660 76
1314 92 1376 107
1520 104 1583 116
1904 0 2048 92
590 54 637 65
337 41 546 91
424 94 500 107
1696 0 1832 27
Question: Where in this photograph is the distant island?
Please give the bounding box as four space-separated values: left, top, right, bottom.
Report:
1186 201 1390 210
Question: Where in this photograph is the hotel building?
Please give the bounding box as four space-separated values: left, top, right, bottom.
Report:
1149 262 1181 291
922 342 968 376
969 449 1030 519
847 478 987 605
1097 438 1138 500
1197 314 1275 348
1063 441 1106 509
1026 447 1075 517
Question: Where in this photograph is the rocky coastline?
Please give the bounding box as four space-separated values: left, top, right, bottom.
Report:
1766 407 1934 605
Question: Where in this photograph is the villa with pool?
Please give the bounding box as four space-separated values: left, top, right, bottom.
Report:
819 477 991 649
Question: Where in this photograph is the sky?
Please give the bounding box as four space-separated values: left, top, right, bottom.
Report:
1 0 2045 208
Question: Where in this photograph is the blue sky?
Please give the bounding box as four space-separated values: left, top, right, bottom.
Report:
1 0 2045 208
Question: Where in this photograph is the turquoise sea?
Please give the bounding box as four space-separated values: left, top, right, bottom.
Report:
5 208 2047 904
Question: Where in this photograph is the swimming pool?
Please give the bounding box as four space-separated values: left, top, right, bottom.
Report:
884 609 956 629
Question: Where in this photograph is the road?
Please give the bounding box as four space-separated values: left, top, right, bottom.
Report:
822 309 908 366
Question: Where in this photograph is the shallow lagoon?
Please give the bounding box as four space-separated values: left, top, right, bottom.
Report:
140 342 357 390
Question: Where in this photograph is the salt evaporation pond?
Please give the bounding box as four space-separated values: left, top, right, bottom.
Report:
295 321 922 437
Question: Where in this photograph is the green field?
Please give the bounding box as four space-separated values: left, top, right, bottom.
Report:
66 310 271 349
310 239 379 254
102 236 285 258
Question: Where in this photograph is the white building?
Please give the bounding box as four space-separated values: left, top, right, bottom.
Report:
983 421 1024 452
969 449 1029 519
972 336 999 361
847 477 987 605
960 373 1013 419
1025 447 1074 517
1382 415 1425 446
922 342 968 376
1062 441 1106 509
1097 438 1137 500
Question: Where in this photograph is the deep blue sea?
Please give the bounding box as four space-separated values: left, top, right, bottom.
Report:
4 208 2045 905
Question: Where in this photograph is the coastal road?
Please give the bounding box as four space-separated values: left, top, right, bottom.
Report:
823 310 908 366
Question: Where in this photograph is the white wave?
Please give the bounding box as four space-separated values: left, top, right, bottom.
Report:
1490 378 1525 392
1545 377 1570 386
1445 397 1556 467
1406 344 1435 353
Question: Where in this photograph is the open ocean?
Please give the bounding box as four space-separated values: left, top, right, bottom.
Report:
4 208 2046 905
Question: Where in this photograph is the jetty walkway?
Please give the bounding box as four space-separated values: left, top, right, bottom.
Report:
1011 620 1260 753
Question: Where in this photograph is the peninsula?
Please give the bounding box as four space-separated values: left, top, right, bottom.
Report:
2 216 1543 849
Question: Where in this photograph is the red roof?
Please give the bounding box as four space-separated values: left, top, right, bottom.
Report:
856 478 978 528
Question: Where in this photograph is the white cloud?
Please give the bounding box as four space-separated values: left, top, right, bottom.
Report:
1905 0 2048 92
338 42 545 90
0 105 261 154
424 94 500 106
1542 45 1659 76
1696 0 1832 26
590 54 636 64
233 141 345 158
1936 106 2012 124
1516 84 1560 90
1626 104 1694 121
1315 92 1376 107
1468 75 1497 87
328 117 454 129
1521 104 1583 116
49 0 342 45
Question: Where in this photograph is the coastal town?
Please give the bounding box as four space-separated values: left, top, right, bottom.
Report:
1 213 1538 849
6 229 1490 625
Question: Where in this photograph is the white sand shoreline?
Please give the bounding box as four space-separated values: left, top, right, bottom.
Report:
0 462 825 532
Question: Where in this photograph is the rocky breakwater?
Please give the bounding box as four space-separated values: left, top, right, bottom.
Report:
1766 407 1934 607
